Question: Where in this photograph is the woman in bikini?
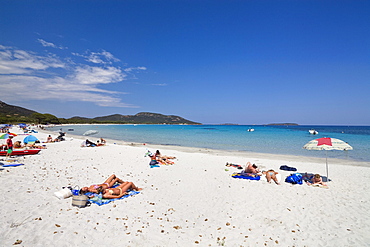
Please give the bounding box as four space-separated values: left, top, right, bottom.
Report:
80 174 125 193
263 169 280 185
99 181 142 199
155 150 176 165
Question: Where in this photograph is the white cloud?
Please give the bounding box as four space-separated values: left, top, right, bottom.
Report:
72 50 120 64
124 66 147 72
38 39 67 49
0 44 143 108
0 47 64 74
73 66 125 85
151 83 168 86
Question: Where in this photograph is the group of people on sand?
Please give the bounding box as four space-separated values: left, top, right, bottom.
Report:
242 162 281 185
45 135 62 143
1 135 47 159
240 162 326 186
80 174 142 199
14 140 47 149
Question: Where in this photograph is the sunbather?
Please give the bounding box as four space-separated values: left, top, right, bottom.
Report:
85 139 97 147
80 174 125 193
98 181 142 199
243 162 261 175
307 174 327 186
14 141 24 149
46 135 53 143
155 150 175 165
263 169 280 185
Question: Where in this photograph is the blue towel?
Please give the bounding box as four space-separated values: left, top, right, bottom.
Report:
2 163 24 167
86 190 140 206
232 173 261 180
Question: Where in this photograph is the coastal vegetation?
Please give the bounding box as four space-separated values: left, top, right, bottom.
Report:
0 101 200 125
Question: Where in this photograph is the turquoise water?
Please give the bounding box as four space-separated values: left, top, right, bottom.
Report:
49 125 370 163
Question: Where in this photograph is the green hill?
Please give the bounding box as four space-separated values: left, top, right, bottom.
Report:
0 100 200 125
93 112 199 124
0 100 37 116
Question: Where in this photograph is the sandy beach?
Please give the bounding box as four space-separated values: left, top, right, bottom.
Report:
1 126 370 247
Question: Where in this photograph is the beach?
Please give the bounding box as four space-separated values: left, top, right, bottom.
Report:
1 127 370 247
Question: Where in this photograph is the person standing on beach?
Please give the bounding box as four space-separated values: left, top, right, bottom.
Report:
6 135 14 159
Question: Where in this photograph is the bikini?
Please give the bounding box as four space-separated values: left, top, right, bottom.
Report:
92 183 110 189
108 188 122 195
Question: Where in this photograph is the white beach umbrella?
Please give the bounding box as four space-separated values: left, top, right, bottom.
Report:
303 137 353 182
83 130 99 136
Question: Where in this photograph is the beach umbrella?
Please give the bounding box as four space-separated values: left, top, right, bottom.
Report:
23 135 39 144
303 137 353 182
83 130 99 136
0 133 16 139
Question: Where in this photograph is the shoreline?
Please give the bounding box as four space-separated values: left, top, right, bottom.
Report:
44 125 369 168
1 126 370 246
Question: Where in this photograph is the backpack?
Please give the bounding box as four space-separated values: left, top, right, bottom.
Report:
285 173 303 184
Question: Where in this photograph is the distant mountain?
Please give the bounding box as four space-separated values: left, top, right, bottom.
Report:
267 123 299 126
0 100 37 117
93 112 200 124
0 100 200 125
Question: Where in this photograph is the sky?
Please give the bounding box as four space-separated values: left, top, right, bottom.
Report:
0 0 369 125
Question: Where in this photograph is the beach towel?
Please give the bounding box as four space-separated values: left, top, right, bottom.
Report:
280 165 297 171
85 183 140 206
232 172 260 180
1 162 24 167
86 190 140 206
2 163 24 167
226 163 243 169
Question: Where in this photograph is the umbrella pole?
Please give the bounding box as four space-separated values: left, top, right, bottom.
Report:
326 150 329 182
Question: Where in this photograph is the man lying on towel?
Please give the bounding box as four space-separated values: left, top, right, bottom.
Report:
241 162 262 177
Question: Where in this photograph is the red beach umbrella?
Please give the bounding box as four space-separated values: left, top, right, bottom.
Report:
303 137 353 182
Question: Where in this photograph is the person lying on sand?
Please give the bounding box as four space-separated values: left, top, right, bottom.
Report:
243 162 261 175
80 174 125 193
14 141 24 149
307 174 327 186
96 181 142 199
85 139 97 147
263 169 280 185
155 150 176 165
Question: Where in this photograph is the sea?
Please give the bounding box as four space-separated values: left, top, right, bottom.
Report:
47 125 370 163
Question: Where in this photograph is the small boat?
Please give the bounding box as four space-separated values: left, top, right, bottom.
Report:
309 129 318 135
83 130 99 136
68 129 74 131
247 128 255 132
0 149 41 156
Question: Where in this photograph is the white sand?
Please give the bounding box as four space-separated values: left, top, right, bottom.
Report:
1 126 370 246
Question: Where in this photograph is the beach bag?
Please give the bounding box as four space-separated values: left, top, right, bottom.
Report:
71 186 89 208
72 194 89 208
285 173 303 185
54 188 72 199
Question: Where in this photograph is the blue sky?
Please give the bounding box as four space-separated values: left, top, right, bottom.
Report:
0 0 369 125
